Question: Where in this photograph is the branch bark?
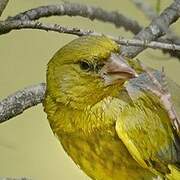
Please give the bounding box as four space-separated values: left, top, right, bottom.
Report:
131 0 180 59
0 20 94 36
0 178 31 180
1 20 180 51
4 1 180 59
121 0 180 58
0 0 9 16
7 2 141 34
0 83 46 123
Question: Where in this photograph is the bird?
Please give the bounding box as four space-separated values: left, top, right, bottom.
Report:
43 35 180 180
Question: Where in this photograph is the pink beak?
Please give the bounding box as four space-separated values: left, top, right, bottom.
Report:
100 53 138 85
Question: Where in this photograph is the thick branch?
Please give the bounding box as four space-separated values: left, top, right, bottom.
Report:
131 0 180 59
1 20 180 51
0 0 9 16
122 0 180 58
7 2 141 34
0 83 46 123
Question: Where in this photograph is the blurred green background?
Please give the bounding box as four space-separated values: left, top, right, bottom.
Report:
0 0 180 179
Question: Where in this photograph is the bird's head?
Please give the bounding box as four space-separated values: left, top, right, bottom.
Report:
46 35 137 109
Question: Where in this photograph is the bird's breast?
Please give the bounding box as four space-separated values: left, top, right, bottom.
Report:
58 128 154 180
44 95 155 179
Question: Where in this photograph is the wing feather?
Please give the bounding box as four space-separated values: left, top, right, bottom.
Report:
116 71 180 177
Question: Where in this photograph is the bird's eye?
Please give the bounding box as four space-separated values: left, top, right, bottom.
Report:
79 61 91 71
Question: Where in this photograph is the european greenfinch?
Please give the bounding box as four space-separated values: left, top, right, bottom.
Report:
43 35 180 179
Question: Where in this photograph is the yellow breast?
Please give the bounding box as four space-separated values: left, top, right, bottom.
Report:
44 95 155 180
59 128 154 180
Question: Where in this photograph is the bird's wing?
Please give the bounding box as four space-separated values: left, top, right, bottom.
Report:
115 71 180 177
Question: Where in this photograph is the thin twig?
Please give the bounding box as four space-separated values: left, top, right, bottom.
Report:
0 83 46 123
0 178 31 180
1 20 180 51
122 0 180 58
116 37 180 51
0 0 9 16
7 2 141 34
0 20 94 36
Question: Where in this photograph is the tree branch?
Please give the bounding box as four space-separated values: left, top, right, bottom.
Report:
7 2 141 34
0 20 94 36
1 1 179 59
0 0 9 16
116 37 180 51
0 178 31 180
121 0 180 58
131 0 180 59
0 83 46 123
1 20 180 51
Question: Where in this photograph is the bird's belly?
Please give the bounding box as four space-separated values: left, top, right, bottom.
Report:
59 131 154 180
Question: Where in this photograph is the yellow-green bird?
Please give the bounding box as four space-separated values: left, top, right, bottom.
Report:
43 35 180 179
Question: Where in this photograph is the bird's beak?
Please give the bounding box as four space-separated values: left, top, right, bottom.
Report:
100 53 138 86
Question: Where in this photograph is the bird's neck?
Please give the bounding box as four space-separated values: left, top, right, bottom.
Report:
44 93 128 136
